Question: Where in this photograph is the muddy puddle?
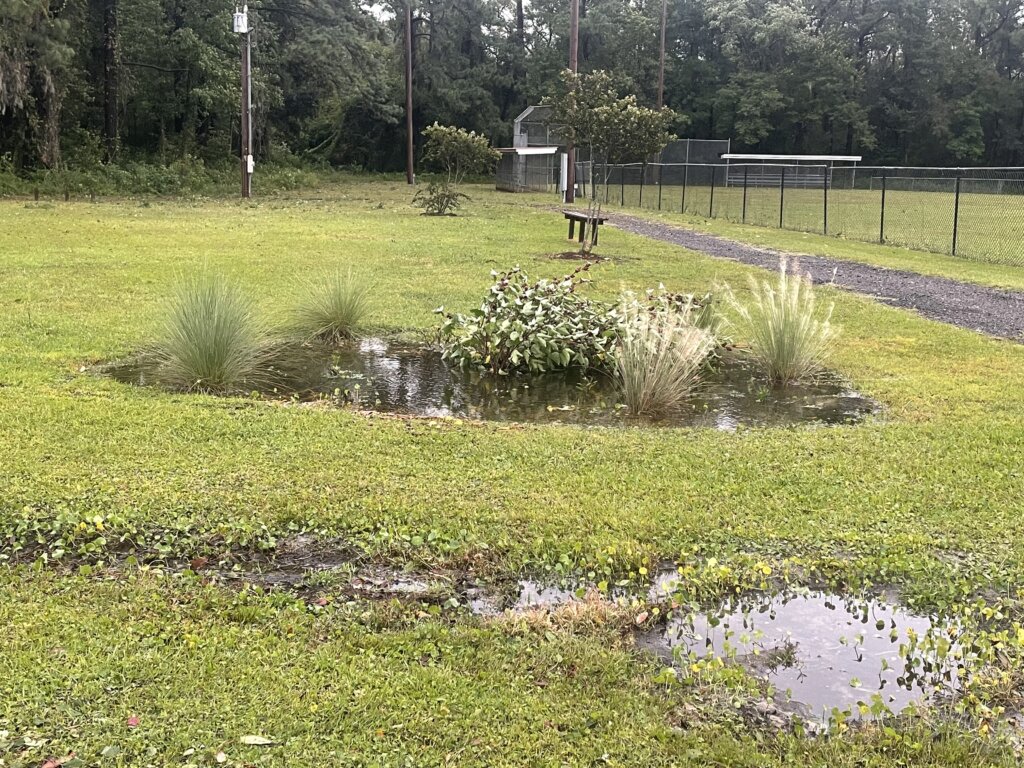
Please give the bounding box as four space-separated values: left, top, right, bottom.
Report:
495 575 965 720
158 535 969 722
105 337 877 430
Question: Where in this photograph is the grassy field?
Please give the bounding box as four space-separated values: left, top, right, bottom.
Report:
3 180 1024 765
604 180 1024 267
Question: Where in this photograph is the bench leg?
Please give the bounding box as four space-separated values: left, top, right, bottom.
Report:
578 221 586 243
593 224 599 246
568 220 575 240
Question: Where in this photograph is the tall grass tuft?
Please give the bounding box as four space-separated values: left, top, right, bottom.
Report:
153 272 275 393
615 296 716 416
292 269 369 343
723 257 838 385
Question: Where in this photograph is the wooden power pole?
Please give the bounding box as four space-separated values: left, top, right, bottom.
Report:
405 4 415 185
657 0 667 110
234 6 253 199
565 0 579 204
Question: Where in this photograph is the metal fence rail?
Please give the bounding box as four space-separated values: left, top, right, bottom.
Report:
596 163 1024 266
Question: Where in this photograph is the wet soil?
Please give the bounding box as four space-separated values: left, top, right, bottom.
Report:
607 213 1024 341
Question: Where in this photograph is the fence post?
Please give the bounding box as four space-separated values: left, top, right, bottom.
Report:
879 172 887 243
709 165 716 218
779 167 786 229
639 165 646 208
952 174 962 256
604 163 609 204
620 168 625 207
742 166 748 224
822 166 828 235
681 163 688 213
657 164 663 210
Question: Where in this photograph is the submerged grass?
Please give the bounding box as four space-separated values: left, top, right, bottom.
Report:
723 257 838 384
153 272 278 393
292 268 370 342
615 296 716 415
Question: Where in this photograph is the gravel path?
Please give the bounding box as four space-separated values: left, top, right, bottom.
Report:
608 213 1024 341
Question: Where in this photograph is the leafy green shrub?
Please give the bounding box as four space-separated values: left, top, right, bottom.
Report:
436 264 619 374
292 269 370 342
414 123 500 216
722 257 838 384
615 294 716 416
413 181 468 215
153 272 278 393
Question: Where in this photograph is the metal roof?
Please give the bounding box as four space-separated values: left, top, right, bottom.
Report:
497 146 560 155
721 154 862 162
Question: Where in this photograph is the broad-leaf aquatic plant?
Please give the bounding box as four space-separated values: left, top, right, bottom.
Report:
436 264 620 375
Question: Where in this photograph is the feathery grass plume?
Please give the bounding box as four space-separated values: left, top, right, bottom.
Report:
723 257 838 385
615 294 716 416
153 272 275 393
293 268 369 343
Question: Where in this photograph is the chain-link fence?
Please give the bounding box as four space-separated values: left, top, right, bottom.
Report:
597 163 1024 265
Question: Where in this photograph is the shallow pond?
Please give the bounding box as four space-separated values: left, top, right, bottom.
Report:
107 337 877 429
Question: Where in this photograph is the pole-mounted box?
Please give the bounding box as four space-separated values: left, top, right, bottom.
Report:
232 6 249 34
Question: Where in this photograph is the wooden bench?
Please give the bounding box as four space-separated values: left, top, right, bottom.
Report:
563 210 607 245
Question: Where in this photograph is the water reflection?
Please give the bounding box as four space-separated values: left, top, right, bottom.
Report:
105 337 878 429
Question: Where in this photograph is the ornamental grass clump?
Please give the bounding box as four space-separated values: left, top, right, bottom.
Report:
292 269 369 343
615 295 716 416
153 272 277 394
724 257 838 385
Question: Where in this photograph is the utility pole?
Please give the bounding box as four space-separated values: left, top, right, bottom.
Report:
405 3 415 185
234 6 253 199
565 0 579 204
101 0 119 162
656 0 667 110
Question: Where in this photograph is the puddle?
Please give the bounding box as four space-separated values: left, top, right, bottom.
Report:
105 338 877 430
641 580 965 719
485 575 966 720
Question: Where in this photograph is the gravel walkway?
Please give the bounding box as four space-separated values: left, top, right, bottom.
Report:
608 213 1024 341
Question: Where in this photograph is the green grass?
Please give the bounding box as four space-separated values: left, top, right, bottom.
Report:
603 182 1024 285
3 180 1024 764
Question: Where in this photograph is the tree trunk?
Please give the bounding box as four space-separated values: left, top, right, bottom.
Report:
101 0 119 161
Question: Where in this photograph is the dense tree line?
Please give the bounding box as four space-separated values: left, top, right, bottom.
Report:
3 0 1024 173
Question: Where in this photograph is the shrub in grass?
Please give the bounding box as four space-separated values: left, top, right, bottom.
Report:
153 272 276 393
436 263 619 375
723 257 838 385
292 269 369 343
615 295 716 416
